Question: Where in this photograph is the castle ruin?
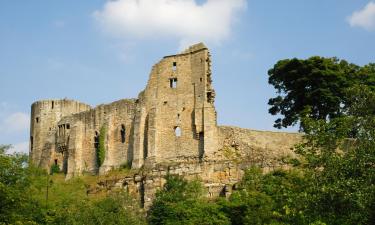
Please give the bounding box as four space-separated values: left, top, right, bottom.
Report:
30 43 301 207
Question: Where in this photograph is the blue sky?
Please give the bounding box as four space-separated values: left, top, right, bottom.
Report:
1 0 374 153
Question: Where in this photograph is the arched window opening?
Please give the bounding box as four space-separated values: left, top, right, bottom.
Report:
54 159 58 165
121 124 126 143
174 126 181 137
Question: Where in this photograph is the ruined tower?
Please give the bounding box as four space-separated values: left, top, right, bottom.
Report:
30 99 91 170
131 43 218 168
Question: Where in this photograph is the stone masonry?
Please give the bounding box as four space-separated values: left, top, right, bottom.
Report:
30 43 302 207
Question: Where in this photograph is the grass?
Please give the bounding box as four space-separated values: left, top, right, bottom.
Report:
38 166 140 204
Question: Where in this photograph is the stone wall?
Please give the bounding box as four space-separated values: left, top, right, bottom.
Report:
88 126 301 209
56 99 137 178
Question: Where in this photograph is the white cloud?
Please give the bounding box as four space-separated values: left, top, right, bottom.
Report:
0 112 30 133
9 141 29 154
93 0 246 49
348 1 375 31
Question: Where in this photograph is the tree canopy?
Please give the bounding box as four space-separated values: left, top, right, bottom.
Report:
267 57 374 130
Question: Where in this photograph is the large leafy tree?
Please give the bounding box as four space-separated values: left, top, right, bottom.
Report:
220 167 309 225
0 145 46 224
294 85 375 224
268 56 361 130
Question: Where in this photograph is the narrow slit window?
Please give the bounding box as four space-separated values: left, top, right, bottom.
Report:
174 126 181 137
170 78 177 88
172 62 177 71
30 136 33 152
54 159 58 165
36 117 39 123
94 131 99 150
52 101 54 109
121 124 126 143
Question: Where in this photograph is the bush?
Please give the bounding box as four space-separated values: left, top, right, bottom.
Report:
50 164 60 174
148 175 230 225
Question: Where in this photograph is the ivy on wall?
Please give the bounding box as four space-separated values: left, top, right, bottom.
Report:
96 126 106 167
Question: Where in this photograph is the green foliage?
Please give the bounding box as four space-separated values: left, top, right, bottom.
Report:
97 126 106 167
50 164 60 174
294 86 375 225
221 167 309 225
148 175 230 225
0 145 46 224
268 57 375 130
52 191 146 225
0 144 146 225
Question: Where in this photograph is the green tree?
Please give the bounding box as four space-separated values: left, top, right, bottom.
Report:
0 145 46 224
221 167 309 225
148 175 230 225
268 56 360 130
294 85 375 224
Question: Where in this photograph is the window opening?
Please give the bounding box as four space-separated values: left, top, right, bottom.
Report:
36 117 39 123
54 159 58 165
66 124 70 129
52 101 54 109
170 78 177 88
30 136 33 152
198 132 204 160
174 126 181 137
94 131 99 150
121 124 126 143
207 91 213 103
172 62 177 71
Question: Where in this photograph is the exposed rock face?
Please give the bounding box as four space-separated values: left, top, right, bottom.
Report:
29 43 302 206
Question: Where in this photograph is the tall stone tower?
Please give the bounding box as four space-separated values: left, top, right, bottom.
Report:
131 43 218 168
30 99 91 170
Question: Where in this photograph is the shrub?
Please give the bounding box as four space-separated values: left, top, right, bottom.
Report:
50 164 60 174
